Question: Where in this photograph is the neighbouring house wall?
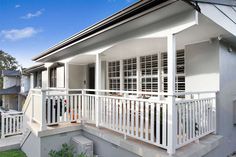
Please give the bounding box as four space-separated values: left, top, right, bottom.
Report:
56 66 65 88
69 64 88 89
185 40 220 92
2 95 18 110
204 42 236 157
3 76 20 88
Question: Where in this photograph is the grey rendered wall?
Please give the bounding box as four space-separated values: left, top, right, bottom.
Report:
40 131 82 157
69 64 88 89
185 40 220 92
204 42 236 157
22 132 41 157
82 131 140 157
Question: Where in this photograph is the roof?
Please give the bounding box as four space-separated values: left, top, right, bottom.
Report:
32 0 236 62
24 63 46 73
1 70 20 77
0 86 20 95
193 0 236 6
32 0 181 61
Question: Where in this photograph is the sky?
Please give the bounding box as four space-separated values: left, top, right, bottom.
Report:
0 0 137 68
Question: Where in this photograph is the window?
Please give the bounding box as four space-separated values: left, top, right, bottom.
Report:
123 58 137 91
50 67 57 87
107 50 185 93
140 54 158 92
161 50 185 93
34 71 42 88
108 61 120 90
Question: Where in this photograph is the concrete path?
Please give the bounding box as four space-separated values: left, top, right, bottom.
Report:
0 135 22 151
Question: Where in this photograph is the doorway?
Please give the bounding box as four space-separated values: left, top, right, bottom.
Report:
88 66 95 94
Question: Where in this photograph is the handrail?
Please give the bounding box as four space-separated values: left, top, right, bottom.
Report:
22 90 32 114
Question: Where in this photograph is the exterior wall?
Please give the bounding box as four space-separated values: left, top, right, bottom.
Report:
40 130 82 157
30 74 34 89
42 70 48 89
3 76 20 89
69 64 88 89
2 95 18 110
21 75 30 93
83 131 140 157
205 42 236 157
185 40 220 92
56 66 64 88
22 132 41 157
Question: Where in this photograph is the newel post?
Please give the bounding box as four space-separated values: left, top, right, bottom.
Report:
82 89 85 124
40 90 47 131
167 34 177 155
95 53 102 127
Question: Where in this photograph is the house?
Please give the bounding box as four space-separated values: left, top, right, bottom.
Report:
0 70 30 111
3 0 235 157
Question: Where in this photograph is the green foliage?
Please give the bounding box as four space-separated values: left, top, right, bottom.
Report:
0 50 21 89
0 149 26 157
49 143 88 157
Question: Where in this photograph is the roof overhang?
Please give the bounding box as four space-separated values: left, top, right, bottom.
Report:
24 64 46 73
33 0 197 62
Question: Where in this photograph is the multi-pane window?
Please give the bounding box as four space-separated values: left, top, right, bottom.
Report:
161 50 185 93
50 67 57 87
108 61 120 90
123 58 137 91
140 54 158 92
107 50 185 93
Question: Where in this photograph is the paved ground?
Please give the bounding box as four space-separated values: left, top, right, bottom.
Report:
0 135 22 152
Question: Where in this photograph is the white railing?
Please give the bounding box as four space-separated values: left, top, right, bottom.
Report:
175 92 216 148
26 88 216 154
45 93 83 125
1 112 24 138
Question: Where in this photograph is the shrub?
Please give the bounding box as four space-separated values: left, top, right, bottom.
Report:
49 143 87 157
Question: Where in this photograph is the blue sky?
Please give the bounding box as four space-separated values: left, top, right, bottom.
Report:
0 0 137 68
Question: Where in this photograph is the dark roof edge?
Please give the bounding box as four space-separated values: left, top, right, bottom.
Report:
24 64 46 73
192 0 236 7
32 0 178 61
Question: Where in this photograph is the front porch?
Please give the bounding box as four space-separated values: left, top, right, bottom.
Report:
25 88 217 155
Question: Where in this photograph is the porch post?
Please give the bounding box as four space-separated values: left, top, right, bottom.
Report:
95 53 102 127
64 62 69 93
167 34 177 155
40 90 47 131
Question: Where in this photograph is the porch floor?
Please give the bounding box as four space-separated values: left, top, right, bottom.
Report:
31 122 222 157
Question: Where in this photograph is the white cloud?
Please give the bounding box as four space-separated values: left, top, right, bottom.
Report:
15 4 21 8
1 27 40 41
21 9 44 19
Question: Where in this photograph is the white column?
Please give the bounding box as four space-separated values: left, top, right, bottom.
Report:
40 90 47 131
120 60 124 91
167 34 177 155
158 52 162 100
95 53 102 127
136 57 141 95
65 62 69 93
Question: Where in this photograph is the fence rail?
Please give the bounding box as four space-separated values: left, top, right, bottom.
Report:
1 112 24 138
